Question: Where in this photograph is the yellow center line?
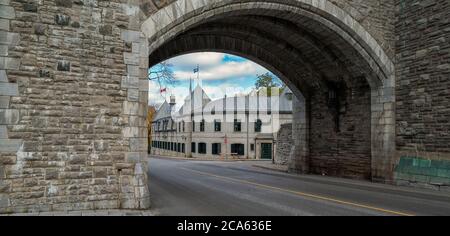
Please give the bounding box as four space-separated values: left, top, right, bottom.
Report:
181 167 415 216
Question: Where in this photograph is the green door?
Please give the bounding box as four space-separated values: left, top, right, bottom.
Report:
260 143 272 160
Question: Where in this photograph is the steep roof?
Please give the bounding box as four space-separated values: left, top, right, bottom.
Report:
154 101 172 121
172 85 293 119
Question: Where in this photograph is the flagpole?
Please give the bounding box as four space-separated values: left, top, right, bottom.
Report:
196 64 200 86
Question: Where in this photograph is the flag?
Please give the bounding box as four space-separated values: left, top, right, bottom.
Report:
160 88 167 93
193 65 199 73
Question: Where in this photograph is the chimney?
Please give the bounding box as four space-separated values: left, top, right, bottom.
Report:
169 95 176 106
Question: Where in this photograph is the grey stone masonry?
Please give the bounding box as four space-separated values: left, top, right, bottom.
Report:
0 0 150 214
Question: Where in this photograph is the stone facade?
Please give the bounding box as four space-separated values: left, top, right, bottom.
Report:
0 0 149 213
0 0 448 213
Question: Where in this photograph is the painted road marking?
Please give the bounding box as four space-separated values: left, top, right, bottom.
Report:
182 167 415 216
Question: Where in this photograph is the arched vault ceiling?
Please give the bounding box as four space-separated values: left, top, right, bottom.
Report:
149 14 376 96
149 33 319 97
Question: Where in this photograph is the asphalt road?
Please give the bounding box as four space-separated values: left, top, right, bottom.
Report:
148 156 450 216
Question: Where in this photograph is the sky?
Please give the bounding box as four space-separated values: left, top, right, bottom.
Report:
148 52 283 110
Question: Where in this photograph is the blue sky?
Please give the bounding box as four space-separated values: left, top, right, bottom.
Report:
148 52 283 109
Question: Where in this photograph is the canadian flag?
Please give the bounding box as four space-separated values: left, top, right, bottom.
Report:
160 88 167 93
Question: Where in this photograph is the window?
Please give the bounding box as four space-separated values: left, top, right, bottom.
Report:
250 143 255 151
191 142 196 153
234 119 241 132
182 121 185 132
182 144 185 153
200 119 205 132
255 119 262 133
214 120 221 132
198 143 207 154
212 143 221 155
192 121 195 132
177 143 181 152
231 144 245 155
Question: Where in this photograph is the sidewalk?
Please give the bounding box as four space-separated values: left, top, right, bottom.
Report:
252 162 289 173
1 210 155 216
150 154 268 162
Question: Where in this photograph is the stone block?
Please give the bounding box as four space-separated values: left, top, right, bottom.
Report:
0 139 21 152
0 82 18 96
121 76 139 89
0 109 19 124
34 24 47 35
123 101 139 115
127 88 139 101
124 52 140 65
23 2 37 12
0 194 9 208
0 125 6 138
121 30 141 42
0 31 19 46
0 57 20 70
45 169 59 180
0 70 6 82
127 65 140 77
123 127 139 138
0 45 7 57
0 5 15 19
0 96 9 108
0 19 8 31
99 25 112 35
55 0 72 8
125 152 141 163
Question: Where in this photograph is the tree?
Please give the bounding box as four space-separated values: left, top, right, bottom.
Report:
146 106 157 154
149 61 177 89
255 73 282 96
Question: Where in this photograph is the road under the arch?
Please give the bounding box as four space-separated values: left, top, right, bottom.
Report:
148 156 450 216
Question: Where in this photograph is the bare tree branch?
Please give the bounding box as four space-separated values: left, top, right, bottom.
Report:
149 61 177 86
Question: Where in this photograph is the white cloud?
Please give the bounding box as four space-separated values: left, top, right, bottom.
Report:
166 52 224 70
157 52 267 81
149 52 273 110
173 61 267 81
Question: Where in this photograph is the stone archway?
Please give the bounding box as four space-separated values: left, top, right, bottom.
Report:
138 0 396 182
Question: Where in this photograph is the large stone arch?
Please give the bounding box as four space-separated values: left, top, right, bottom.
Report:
139 0 396 182
0 0 397 213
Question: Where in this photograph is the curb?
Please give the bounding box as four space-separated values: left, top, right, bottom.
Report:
252 164 289 173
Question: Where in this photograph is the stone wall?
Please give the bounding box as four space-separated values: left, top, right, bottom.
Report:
309 78 372 180
330 0 396 59
0 0 149 213
394 0 450 188
275 123 293 165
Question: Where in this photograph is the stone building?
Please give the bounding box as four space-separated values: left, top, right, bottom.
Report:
150 85 293 160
